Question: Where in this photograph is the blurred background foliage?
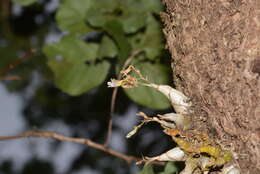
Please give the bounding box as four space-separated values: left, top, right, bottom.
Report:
0 0 181 173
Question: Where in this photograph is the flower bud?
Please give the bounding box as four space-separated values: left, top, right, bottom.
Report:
147 147 185 162
144 84 192 114
222 165 240 174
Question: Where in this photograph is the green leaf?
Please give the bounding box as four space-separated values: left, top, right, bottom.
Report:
121 12 147 34
88 0 119 12
86 8 111 28
138 164 155 174
141 0 163 14
129 14 163 60
43 35 110 96
159 162 179 174
12 0 37 6
118 0 147 34
104 20 131 61
43 35 99 63
140 15 163 59
124 62 171 110
85 0 120 28
47 61 110 96
56 0 92 33
97 36 118 58
85 0 148 34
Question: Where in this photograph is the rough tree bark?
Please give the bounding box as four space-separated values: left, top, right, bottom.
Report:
161 0 260 173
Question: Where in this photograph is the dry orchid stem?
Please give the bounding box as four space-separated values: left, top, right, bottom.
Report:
107 65 240 174
108 65 192 115
136 147 186 165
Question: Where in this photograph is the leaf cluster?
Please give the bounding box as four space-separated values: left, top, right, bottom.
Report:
21 0 172 109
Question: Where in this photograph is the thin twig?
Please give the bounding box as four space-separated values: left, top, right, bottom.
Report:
0 130 138 163
0 49 36 76
0 75 21 80
104 49 142 147
0 130 164 166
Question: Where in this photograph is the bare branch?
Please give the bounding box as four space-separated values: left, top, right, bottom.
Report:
0 49 36 76
0 75 21 80
0 130 138 163
104 49 142 146
0 130 164 166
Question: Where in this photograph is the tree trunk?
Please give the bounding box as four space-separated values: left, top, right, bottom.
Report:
161 0 260 173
